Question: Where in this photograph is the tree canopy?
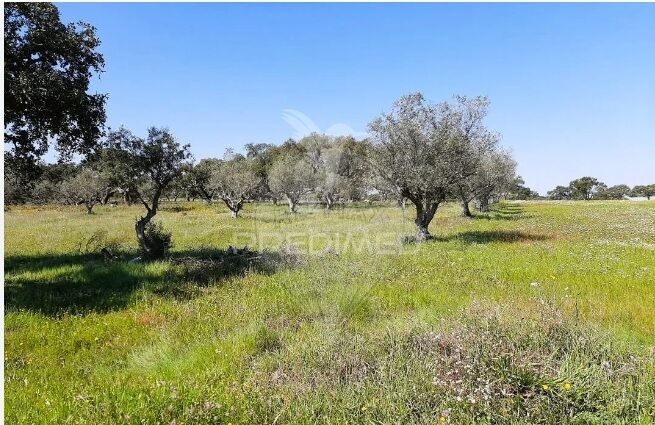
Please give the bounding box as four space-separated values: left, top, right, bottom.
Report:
268 154 316 213
106 127 191 257
368 93 499 240
209 155 260 217
4 3 107 182
569 177 604 201
632 184 655 200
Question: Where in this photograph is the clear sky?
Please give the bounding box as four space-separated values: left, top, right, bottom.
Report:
56 3 655 194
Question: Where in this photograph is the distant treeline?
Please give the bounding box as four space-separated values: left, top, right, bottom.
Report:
547 177 654 201
4 132 538 209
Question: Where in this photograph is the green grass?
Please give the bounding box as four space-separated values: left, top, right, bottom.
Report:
4 200 655 423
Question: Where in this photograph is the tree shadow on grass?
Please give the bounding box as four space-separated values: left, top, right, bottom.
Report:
471 204 532 221
4 247 293 317
495 203 523 213
433 230 548 244
160 204 196 213
472 212 533 221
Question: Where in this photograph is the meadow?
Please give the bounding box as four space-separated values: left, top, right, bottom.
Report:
4 200 655 424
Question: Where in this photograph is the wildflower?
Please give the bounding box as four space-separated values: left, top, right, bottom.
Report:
563 382 572 390
542 384 550 391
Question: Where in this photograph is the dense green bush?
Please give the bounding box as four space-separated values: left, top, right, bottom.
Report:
141 221 172 259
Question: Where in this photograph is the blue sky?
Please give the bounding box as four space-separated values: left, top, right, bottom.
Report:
57 3 655 194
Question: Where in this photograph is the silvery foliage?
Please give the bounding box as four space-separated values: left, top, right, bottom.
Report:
299 133 331 174
368 93 498 238
472 149 517 208
209 156 260 216
456 147 517 203
268 154 317 212
58 167 108 213
313 136 370 206
317 146 343 207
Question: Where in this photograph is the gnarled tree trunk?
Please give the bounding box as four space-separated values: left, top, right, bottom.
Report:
407 193 440 242
198 187 213 204
123 189 132 205
478 197 490 212
135 209 156 256
324 193 335 210
101 187 115 205
285 194 298 213
135 189 162 258
457 187 473 217
222 197 244 218
461 199 472 217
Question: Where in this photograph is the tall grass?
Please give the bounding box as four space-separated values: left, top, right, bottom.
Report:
4 200 655 423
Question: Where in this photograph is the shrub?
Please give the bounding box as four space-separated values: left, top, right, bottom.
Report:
142 221 172 259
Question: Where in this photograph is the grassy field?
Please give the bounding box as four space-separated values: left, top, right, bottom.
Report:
4 200 655 424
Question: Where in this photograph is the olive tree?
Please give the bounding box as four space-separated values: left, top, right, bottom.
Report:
209 157 260 218
455 149 516 216
368 93 496 241
268 155 316 213
473 151 517 212
299 133 331 174
107 127 191 258
316 146 344 209
316 137 370 208
183 158 221 203
244 142 278 201
83 145 133 205
58 167 108 214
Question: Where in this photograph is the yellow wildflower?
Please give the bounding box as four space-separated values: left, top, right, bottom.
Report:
542 384 550 391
